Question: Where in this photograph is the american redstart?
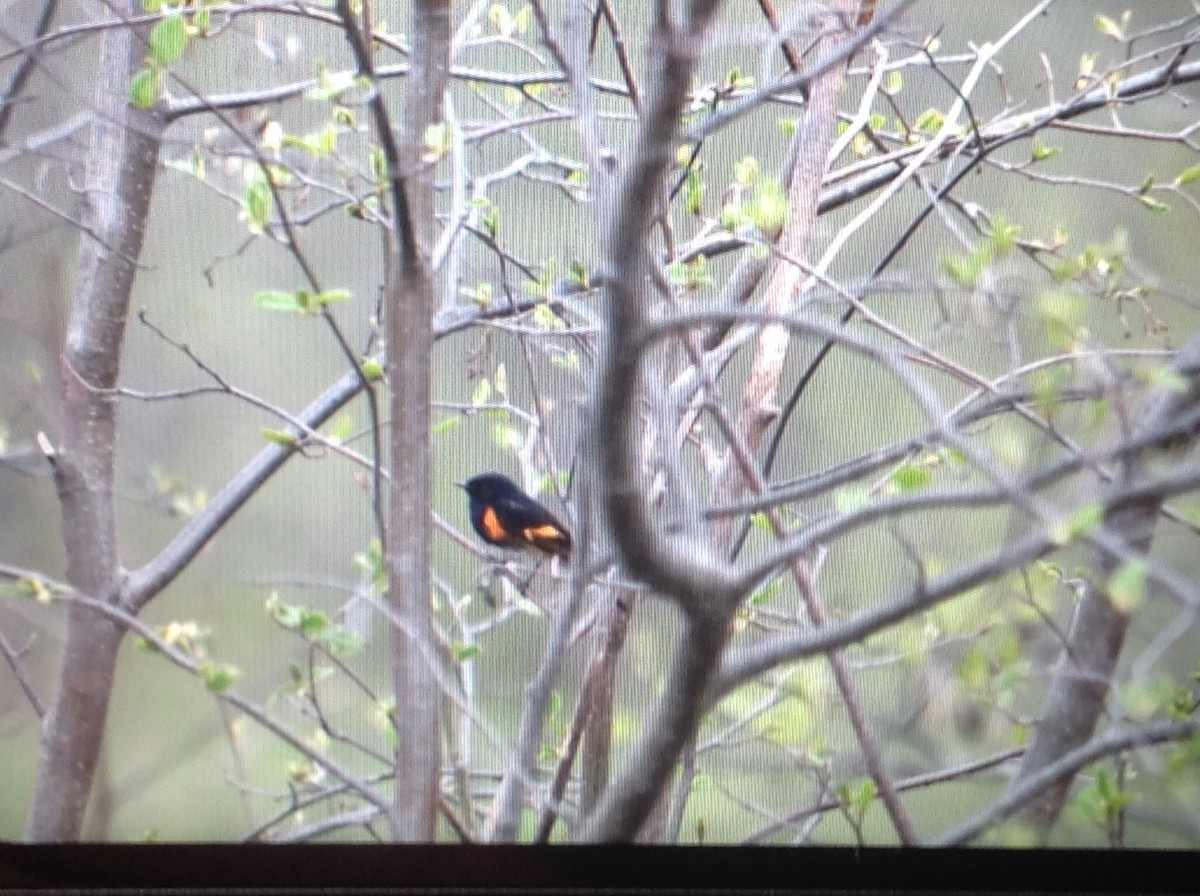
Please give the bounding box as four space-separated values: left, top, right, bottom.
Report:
457 473 572 560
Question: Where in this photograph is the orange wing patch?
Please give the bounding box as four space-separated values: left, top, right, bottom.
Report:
523 523 571 557
480 506 508 542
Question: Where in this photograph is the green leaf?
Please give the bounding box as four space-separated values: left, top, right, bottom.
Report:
452 642 480 662
1031 137 1061 162
724 66 753 91
942 247 989 287
242 170 272 234
284 125 339 157
1138 195 1169 213
149 13 188 65
368 143 389 182
685 167 704 215
666 255 712 290
1049 502 1103 546
1083 397 1110 429
1078 52 1097 80
352 539 386 590
128 67 159 109
1046 523 1070 547
913 107 945 133
733 156 759 186
360 357 384 380
471 377 492 407
481 203 499 239
319 624 361 656
460 282 493 305
836 777 876 816
11 575 52 603
488 2 514 36
326 415 354 443
1036 289 1087 348
313 288 351 306
1175 163 1200 187
1094 13 1123 40
546 689 563 721
530 303 556 331
1167 683 1196 719
1107 560 1145 613
852 778 876 812
316 123 338 154
944 447 967 466
720 199 743 231
253 290 303 312
513 4 532 34
989 217 1020 253
1147 365 1189 392
749 511 771 531
958 646 989 690
199 662 240 693
1031 366 1069 419
260 427 298 446
747 177 787 234
192 7 212 36
749 578 781 606
1076 768 1134 825
298 610 329 638
267 593 302 628
890 463 931 492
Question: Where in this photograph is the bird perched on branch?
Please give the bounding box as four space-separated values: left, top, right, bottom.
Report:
457 472 572 560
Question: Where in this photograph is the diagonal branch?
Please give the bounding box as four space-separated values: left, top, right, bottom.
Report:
0 0 62 143
937 717 1200 845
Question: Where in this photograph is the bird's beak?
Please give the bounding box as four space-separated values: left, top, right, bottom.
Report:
454 479 467 490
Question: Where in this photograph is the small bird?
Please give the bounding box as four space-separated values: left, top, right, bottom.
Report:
458 473 572 560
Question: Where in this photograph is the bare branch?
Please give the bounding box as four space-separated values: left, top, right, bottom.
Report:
0 0 62 143
936 717 1200 845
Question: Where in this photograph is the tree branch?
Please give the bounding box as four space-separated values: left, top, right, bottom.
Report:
937 717 1200 845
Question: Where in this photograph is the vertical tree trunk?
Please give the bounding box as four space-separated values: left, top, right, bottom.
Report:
1008 335 1200 839
24 2 164 841
383 0 451 840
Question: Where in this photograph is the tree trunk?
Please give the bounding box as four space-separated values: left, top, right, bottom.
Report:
384 0 450 840
24 1 164 841
1009 334 1200 838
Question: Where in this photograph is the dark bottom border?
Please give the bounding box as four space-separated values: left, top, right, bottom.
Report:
1 844 1197 894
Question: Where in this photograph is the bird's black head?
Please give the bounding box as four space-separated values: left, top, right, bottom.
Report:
458 473 519 502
